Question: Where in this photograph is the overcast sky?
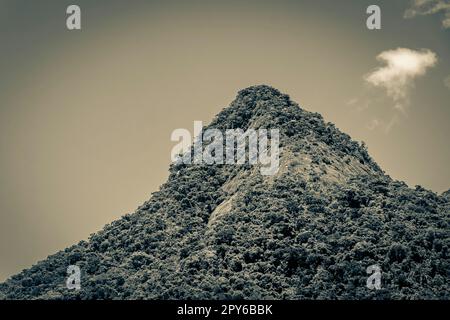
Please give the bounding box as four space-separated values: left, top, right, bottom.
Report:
0 0 449 281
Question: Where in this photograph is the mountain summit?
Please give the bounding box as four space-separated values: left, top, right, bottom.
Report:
1 85 448 299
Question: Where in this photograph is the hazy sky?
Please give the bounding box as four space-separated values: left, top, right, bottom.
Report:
0 0 449 281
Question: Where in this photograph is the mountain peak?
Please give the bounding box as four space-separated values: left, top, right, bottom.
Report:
208 85 381 175
1 87 448 300
236 84 285 100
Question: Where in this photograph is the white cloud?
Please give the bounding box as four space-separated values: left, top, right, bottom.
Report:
404 0 450 28
365 116 400 134
385 116 399 133
444 75 450 89
367 119 381 130
346 97 370 111
364 48 437 111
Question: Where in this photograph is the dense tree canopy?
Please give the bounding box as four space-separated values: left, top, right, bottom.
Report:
0 85 448 299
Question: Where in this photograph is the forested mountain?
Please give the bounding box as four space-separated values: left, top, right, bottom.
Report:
1 85 448 299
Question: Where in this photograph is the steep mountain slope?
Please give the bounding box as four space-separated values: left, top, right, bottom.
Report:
0 85 448 299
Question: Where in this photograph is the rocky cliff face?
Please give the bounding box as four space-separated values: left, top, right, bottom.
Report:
0 85 448 299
